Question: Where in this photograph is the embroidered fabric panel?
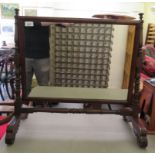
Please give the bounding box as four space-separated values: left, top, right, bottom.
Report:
49 23 114 88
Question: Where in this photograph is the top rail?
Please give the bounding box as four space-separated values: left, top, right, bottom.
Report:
17 16 141 25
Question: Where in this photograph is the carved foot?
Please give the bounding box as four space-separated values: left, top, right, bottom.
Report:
5 133 15 145
5 116 20 145
132 118 148 148
137 135 148 148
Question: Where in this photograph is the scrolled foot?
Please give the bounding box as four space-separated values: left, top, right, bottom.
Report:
137 135 148 148
5 133 15 145
5 116 20 145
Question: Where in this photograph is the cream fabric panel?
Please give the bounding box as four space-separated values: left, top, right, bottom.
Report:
49 24 114 88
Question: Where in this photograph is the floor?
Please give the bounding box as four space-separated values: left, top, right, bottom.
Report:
0 112 155 153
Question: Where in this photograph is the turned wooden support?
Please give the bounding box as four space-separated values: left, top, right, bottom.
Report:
14 8 22 116
131 13 144 116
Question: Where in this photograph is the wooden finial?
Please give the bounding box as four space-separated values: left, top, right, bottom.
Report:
138 13 144 21
15 8 19 16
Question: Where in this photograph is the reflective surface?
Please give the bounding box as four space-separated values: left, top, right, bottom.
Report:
22 21 130 99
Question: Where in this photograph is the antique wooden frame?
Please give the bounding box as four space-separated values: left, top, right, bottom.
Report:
0 9 147 148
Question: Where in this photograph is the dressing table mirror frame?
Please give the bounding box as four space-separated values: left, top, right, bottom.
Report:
1 9 147 148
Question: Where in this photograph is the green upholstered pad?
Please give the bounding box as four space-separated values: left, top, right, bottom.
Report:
28 86 128 101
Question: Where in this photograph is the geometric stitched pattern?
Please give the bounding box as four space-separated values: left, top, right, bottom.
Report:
49 23 114 88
